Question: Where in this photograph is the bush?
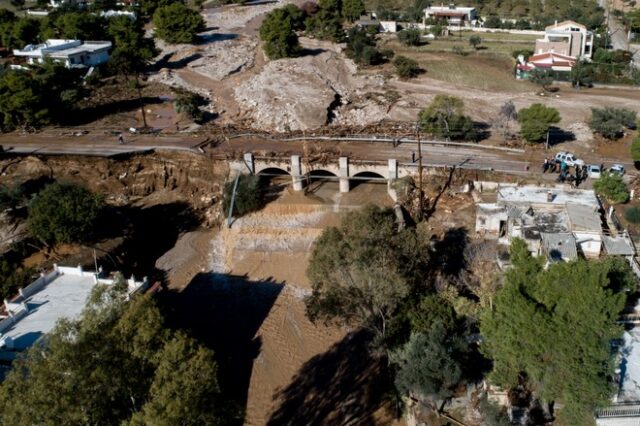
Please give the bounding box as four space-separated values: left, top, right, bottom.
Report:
593 172 629 204
259 7 301 59
590 107 637 140
223 174 263 217
153 3 206 44
393 55 421 79
345 27 385 65
517 103 561 143
469 35 482 49
418 95 478 141
631 137 640 162
625 207 640 224
452 45 466 56
27 182 104 246
512 49 533 60
174 91 204 122
397 28 422 46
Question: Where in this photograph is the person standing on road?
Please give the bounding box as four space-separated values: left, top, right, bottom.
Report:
543 158 549 173
118 135 124 145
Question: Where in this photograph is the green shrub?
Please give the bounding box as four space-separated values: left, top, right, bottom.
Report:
593 172 629 204
153 3 206 44
27 182 104 246
590 107 637 140
397 28 422 46
259 7 301 59
631 137 640 162
174 92 204 122
625 207 640 224
393 55 420 79
517 103 561 143
223 174 263 217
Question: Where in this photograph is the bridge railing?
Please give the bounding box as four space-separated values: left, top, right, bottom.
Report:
227 134 525 154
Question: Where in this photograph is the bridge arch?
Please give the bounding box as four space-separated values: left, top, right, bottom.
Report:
308 169 338 179
257 167 291 177
351 171 387 190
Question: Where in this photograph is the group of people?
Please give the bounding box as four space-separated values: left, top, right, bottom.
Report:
542 158 590 187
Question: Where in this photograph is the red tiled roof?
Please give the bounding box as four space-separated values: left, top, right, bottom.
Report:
529 51 576 62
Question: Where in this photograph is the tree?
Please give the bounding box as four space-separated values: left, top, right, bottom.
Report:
341 0 364 22
4 18 41 50
418 95 477 141
397 28 421 46
305 0 344 42
590 107 637 140
391 324 465 407
53 12 107 40
469 35 482 49
259 7 301 59
484 16 502 28
153 3 206 44
393 55 421 79
480 240 634 424
529 67 554 91
496 100 517 142
571 60 593 87
138 0 174 17
10 0 24 9
222 174 263 217
27 182 104 246
108 16 158 128
0 285 237 425
174 91 204 122
391 294 470 407
517 103 561 143
593 172 629 204
345 26 385 65
128 333 232 425
305 204 431 342
631 136 640 163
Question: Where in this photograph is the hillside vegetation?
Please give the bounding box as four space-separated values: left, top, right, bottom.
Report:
368 0 605 28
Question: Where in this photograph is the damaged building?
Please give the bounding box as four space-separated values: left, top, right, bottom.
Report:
475 185 633 261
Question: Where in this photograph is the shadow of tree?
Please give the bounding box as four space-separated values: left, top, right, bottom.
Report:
548 127 576 145
95 202 201 281
159 272 284 424
267 329 394 426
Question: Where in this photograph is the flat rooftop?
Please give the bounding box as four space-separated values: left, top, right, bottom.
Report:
497 186 599 208
2 274 95 351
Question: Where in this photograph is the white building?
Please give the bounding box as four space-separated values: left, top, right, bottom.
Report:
476 185 604 260
535 20 594 60
424 5 477 27
596 302 640 425
13 39 112 68
0 265 148 361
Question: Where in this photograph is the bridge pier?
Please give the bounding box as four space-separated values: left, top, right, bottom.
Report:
243 153 255 174
339 157 349 193
291 155 304 191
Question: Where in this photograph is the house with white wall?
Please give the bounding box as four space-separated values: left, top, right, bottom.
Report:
476 185 604 260
13 39 112 68
423 5 477 27
535 20 594 60
0 265 148 362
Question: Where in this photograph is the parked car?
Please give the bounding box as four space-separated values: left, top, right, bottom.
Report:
610 164 626 176
554 152 585 167
587 164 601 179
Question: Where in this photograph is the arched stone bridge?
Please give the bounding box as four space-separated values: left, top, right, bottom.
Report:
230 153 415 193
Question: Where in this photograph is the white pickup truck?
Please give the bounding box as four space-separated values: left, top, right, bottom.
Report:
554 152 585 167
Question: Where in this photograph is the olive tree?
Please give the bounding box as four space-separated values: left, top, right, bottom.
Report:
27 182 104 246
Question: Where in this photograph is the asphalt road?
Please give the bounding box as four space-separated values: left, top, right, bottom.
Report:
0 132 634 178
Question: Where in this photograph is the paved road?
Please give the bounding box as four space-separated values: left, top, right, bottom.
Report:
0 132 635 177
599 0 630 51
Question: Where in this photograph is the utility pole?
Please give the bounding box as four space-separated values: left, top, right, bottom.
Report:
416 123 424 221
